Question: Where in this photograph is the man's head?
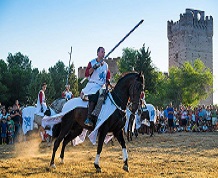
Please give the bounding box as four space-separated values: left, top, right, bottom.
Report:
97 47 105 60
41 82 47 91
65 84 70 90
169 102 172 107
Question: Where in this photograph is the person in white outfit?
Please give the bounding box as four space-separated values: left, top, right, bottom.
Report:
82 47 111 127
36 83 47 116
62 84 73 100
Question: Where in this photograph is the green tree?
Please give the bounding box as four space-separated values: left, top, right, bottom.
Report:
26 68 40 105
6 52 32 106
0 60 10 103
118 48 137 73
167 59 213 106
135 44 158 93
117 44 158 93
68 62 79 96
49 61 68 99
146 71 169 106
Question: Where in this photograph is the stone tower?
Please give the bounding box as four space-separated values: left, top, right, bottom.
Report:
167 8 213 104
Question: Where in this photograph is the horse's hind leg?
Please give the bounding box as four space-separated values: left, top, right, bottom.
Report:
114 130 129 172
59 127 83 164
50 115 73 168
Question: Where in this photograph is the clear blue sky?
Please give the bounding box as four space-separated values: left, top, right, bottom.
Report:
0 0 217 104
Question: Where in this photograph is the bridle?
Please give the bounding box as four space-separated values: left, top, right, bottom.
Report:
109 79 142 115
128 79 142 113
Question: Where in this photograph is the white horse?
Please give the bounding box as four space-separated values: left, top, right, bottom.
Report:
22 98 67 138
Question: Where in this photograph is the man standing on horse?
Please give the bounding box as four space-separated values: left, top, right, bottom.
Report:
82 47 110 127
62 84 73 100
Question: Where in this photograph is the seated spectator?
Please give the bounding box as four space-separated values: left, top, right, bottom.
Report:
202 123 208 132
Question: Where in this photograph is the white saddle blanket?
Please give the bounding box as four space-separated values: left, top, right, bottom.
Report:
42 93 116 145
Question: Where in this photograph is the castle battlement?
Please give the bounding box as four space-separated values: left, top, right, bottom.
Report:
168 8 213 40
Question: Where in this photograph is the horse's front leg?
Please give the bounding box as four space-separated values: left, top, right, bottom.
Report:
94 128 108 173
115 130 129 172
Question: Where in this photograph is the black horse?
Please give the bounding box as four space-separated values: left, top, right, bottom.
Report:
50 72 144 172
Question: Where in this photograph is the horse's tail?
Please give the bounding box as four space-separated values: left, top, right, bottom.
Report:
52 123 62 138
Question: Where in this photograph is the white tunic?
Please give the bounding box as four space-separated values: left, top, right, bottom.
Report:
36 90 47 116
64 91 73 100
82 59 108 95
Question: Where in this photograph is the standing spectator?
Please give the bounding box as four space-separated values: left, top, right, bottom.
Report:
173 108 178 131
211 105 217 131
15 100 21 110
8 106 13 115
156 106 160 123
10 104 22 142
62 84 73 100
206 105 212 129
201 105 207 121
164 105 168 121
1 108 8 120
7 115 15 144
181 106 188 131
167 102 174 133
1 118 8 144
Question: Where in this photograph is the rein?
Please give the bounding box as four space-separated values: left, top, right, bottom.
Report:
108 80 140 115
108 93 126 113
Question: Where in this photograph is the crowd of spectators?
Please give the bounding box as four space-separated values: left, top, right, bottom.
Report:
0 100 22 145
154 104 218 134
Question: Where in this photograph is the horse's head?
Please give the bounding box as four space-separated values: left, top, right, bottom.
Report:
128 72 144 114
113 72 144 114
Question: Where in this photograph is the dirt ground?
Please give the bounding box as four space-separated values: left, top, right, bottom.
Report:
0 131 218 178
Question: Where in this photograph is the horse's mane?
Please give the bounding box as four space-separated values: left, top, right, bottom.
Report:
117 72 138 83
116 72 144 86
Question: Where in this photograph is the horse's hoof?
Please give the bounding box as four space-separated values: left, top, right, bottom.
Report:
45 167 50 172
123 165 129 172
50 164 56 169
94 163 101 173
96 167 101 173
59 157 64 164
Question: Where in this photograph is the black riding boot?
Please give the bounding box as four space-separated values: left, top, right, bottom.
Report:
84 101 96 127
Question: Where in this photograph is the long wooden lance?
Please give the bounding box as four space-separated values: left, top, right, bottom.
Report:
66 46 72 86
104 19 144 59
80 19 144 84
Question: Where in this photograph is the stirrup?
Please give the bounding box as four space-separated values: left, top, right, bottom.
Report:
84 118 93 127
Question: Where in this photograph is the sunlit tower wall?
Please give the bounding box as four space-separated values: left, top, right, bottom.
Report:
167 8 213 105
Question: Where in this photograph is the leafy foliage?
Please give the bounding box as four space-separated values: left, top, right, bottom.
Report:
117 44 159 93
0 52 78 107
